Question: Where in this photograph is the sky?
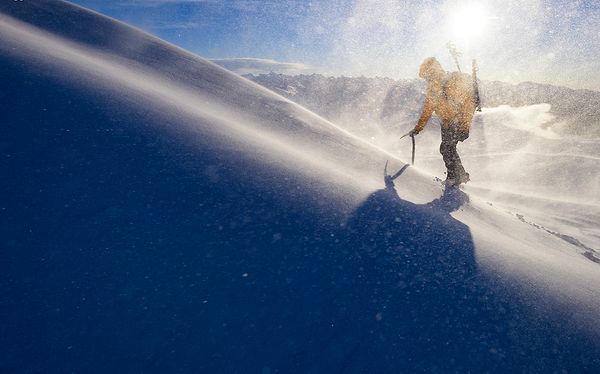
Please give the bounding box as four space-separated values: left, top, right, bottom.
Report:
70 0 600 91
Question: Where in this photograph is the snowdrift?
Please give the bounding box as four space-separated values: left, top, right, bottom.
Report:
1 1 599 372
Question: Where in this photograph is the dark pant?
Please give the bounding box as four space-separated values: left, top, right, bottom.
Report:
440 122 469 181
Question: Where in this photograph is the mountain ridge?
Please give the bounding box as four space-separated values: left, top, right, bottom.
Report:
246 72 600 138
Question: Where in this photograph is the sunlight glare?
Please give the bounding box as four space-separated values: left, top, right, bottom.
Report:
450 3 488 43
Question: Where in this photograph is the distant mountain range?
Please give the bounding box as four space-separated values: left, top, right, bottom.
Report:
246 73 600 138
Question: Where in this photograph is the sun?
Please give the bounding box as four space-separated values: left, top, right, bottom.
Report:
449 3 488 44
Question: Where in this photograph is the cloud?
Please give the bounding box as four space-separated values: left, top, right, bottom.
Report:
152 21 206 30
116 0 212 4
115 0 248 8
210 58 310 75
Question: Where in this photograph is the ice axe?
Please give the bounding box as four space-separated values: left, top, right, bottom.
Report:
383 131 414 188
400 131 416 166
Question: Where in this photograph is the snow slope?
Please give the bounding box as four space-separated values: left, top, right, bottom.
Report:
248 73 600 263
409 104 600 261
1 1 599 372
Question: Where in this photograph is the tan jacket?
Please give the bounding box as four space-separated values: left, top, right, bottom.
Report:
415 72 476 134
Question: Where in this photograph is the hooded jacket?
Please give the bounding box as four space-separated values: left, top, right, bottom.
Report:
415 58 476 134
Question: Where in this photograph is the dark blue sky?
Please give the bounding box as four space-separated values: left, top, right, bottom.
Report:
70 0 600 90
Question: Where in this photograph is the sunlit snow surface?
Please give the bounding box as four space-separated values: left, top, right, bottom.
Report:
249 73 600 259
1 1 599 372
412 104 600 256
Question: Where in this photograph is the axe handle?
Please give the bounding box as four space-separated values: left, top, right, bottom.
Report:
411 135 416 165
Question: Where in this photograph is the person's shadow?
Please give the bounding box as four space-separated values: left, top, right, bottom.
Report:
331 167 511 372
328 166 600 372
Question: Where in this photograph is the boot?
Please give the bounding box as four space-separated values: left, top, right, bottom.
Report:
445 171 469 187
457 171 470 185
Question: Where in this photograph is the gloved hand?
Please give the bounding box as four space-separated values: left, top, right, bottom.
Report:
401 128 420 139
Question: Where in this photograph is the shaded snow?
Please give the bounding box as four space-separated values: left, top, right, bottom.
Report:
1 1 600 372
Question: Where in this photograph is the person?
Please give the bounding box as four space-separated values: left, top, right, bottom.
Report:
408 57 476 187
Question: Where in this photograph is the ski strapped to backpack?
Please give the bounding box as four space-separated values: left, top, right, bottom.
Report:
472 59 482 112
447 42 462 72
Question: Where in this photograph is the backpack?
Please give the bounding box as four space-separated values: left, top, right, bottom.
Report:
441 59 482 113
441 71 478 113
